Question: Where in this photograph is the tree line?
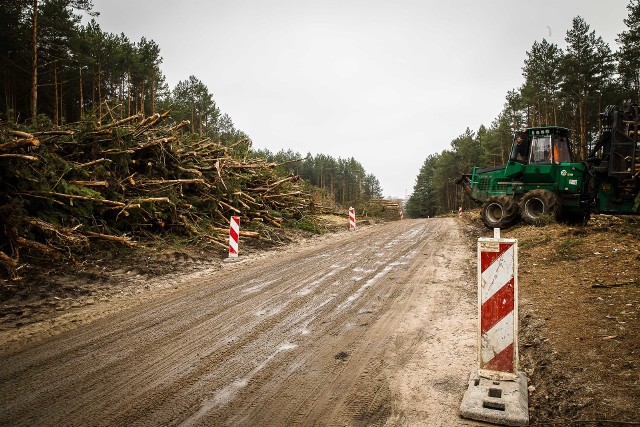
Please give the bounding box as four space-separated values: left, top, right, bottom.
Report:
0 0 383 208
252 148 383 207
406 1 640 218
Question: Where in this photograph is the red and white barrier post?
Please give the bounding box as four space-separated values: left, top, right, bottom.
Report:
228 215 240 258
459 206 463 217
460 228 528 425
349 207 356 231
477 228 518 380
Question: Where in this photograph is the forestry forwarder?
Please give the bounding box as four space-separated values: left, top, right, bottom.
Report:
456 103 640 229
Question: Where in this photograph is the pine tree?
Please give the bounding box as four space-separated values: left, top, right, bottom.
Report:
617 0 640 103
561 16 615 160
522 39 563 126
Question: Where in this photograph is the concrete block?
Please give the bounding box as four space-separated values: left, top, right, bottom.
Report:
459 369 529 426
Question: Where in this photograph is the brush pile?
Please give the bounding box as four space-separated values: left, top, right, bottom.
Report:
0 111 308 278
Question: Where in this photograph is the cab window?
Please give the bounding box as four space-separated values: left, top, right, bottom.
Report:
509 134 530 163
529 136 552 163
553 136 572 163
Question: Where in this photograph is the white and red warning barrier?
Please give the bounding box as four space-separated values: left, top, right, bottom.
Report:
228 215 240 258
459 206 463 217
348 207 356 231
477 229 518 380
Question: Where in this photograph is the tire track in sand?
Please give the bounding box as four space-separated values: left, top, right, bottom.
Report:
0 218 479 426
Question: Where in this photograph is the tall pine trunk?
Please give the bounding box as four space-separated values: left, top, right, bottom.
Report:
140 81 145 116
150 77 155 115
59 75 64 125
119 76 124 117
544 93 549 126
4 71 14 122
30 0 38 125
79 66 84 118
92 68 96 110
97 64 102 121
191 102 195 133
53 64 59 126
579 97 587 161
536 98 542 126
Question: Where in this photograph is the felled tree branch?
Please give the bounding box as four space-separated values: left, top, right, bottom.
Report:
83 231 135 247
0 137 40 152
0 154 39 161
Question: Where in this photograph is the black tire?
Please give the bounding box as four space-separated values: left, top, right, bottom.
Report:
480 196 519 229
519 189 561 225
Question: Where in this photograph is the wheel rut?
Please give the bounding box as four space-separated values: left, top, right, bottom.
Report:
0 218 480 426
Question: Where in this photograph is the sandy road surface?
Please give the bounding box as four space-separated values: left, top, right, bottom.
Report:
0 218 484 426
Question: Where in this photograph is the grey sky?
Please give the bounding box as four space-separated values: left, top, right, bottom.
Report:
89 0 630 198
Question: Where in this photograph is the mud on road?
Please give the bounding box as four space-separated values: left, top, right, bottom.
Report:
0 218 484 426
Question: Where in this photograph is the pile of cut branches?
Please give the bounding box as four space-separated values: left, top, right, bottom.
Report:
0 111 308 278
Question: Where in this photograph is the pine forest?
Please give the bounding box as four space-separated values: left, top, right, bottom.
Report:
406 3 640 218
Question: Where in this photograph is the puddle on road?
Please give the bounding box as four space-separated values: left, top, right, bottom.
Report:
337 250 417 311
300 326 311 335
180 341 299 426
253 304 284 318
242 279 276 294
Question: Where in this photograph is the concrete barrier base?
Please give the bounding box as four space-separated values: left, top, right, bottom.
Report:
459 369 529 426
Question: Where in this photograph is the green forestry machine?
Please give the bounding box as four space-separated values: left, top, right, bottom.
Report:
456 103 640 229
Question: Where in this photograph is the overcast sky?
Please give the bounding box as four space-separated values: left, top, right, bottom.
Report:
89 0 630 198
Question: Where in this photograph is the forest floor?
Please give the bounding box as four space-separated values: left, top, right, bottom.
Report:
0 213 638 424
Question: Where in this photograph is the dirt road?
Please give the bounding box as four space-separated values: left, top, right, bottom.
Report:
0 218 484 426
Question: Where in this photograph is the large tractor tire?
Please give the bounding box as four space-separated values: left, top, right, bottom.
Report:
480 196 519 229
519 189 561 225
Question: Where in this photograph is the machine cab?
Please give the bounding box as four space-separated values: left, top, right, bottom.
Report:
509 127 573 165
506 126 583 193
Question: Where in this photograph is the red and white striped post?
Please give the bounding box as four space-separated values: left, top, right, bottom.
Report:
228 215 240 258
477 229 518 380
459 206 463 217
460 229 528 424
348 207 356 231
